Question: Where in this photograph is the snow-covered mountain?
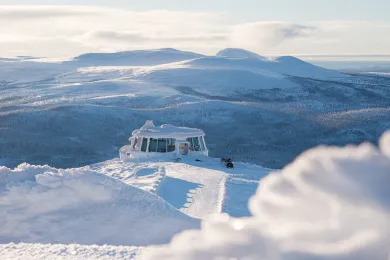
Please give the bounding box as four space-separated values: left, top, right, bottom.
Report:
0 48 390 170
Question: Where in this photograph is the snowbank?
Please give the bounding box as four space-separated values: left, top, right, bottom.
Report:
145 131 390 260
0 164 199 246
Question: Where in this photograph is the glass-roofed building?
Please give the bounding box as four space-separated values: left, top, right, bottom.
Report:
120 121 208 160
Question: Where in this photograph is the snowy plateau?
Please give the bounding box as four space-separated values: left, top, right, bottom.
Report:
1 48 390 259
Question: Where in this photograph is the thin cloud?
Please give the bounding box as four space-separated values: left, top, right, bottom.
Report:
0 5 389 59
81 30 228 43
0 5 102 19
230 22 317 52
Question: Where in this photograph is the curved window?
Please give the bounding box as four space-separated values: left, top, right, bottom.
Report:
132 137 138 150
201 136 207 150
149 138 158 152
167 138 176 152
193 137 201 151
187 138 194 151
141 138 148 152
157 138 167 153
186 137 202 152
199 137 205 151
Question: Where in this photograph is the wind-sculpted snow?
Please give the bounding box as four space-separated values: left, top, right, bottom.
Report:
145 131 390 260
0 164 199 246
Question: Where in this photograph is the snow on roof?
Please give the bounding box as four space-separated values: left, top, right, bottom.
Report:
132 120 205 139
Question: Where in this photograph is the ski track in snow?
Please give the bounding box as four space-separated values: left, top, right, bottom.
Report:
91 158 272 219
91 158 237 219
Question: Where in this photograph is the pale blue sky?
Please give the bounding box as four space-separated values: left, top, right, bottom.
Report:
0 1 389 59
1 0 390 23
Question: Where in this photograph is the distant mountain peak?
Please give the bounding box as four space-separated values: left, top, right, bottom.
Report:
274 56 305 64
216 48 266 60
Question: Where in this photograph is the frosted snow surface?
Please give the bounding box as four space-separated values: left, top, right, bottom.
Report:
0 163 198 246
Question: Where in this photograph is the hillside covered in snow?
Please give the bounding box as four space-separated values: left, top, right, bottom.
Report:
0 48 390 170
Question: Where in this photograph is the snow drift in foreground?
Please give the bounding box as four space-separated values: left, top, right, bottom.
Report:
146 131 390 260
0 243 142 260
0 164 198 246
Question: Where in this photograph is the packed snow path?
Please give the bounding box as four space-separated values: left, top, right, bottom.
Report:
91 157 271 219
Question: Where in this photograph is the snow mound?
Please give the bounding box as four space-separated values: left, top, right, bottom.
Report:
71 48 203 66
0 164 199 246
145 131 390 260
126 165 166 193
216 48 266 60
